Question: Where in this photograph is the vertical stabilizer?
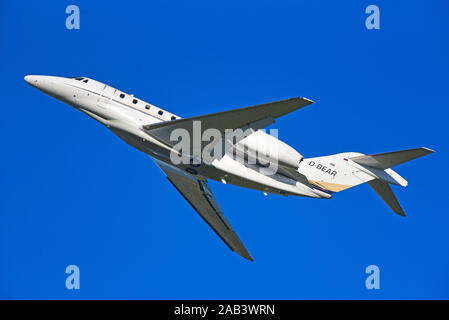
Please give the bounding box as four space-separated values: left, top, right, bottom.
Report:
301 147 434 216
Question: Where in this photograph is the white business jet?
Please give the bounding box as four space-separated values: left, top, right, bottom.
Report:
25 75 434 261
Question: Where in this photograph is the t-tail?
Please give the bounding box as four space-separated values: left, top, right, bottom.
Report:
300 147 434 216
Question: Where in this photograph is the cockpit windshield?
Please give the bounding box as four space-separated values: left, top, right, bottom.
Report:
70 77 88 83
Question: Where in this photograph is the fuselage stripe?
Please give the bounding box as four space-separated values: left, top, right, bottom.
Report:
67 83 169 122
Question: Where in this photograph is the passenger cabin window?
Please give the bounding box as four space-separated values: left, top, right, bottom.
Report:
83 79 88 83
171 116 176 121
133 99 138 104
120 93 125 99
72 77 84 80
145 105 150 110
158 110 163 116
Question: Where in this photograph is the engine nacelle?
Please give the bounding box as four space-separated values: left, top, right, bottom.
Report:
235 130 303 169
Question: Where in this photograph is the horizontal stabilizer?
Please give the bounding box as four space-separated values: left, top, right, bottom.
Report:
350 147 434 170
368 179 406 217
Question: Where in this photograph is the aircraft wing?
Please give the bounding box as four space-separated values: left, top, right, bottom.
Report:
152 158 254 261
143 97 314 153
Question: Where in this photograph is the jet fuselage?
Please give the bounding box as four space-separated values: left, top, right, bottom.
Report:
24 75 331 199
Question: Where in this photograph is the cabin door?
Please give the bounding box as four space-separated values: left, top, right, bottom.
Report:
98 85 116 106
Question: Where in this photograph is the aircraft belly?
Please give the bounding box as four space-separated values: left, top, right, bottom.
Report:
211 155 325 198
110 128 173 160
109 129 326 198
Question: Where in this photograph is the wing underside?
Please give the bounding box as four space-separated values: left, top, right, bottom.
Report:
143 97 314 154
153 158 253 261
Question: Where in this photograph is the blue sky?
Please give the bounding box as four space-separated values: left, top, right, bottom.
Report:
1 0 448 299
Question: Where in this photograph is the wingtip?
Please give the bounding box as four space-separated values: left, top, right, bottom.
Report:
397 210 407 218
394 204 407 217
245 255 255 262
298 97 315 104
236 250 255 262
421 147 435 154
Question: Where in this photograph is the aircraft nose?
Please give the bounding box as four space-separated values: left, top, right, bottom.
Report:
24 75 44 87
24 75 65 97
24 75 34 85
